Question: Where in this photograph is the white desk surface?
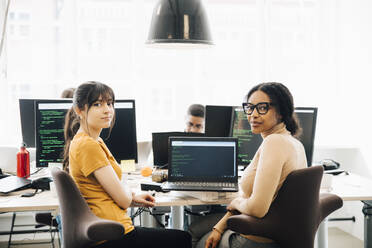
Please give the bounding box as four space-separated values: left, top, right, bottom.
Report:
0 189 59 212
2 172 372 213
0 173 235 212
0 189 234 212
325 173 372 201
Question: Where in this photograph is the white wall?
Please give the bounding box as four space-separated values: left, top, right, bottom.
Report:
1 0 372 147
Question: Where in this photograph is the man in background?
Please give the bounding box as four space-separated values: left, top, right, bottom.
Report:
61 87 75 98
185 104 205 133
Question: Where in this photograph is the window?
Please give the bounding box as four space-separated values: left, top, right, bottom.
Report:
1 0 370 147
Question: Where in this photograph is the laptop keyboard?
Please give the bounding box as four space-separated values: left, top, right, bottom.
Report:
163 181 238 192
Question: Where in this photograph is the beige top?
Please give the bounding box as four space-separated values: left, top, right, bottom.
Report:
214 123 307 243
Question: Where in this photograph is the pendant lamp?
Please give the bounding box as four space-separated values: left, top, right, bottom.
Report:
146 0 214 48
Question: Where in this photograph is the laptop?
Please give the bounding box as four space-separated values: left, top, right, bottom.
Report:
161 137 239 192
0 176 32 194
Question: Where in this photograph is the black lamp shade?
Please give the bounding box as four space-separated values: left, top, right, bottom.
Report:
146 0 213 46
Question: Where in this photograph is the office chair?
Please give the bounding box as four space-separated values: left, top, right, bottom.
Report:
227 166 343 248
51 168 125 248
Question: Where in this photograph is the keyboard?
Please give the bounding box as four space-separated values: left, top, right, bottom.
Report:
162 181 238 192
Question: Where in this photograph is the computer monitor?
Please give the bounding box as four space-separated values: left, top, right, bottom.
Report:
152 132 204 168
100 100 138 163
205 105 233 137
35 99 73 168
295 107 318 166
229 106 262 166
35 99 138 168
19 99 37 148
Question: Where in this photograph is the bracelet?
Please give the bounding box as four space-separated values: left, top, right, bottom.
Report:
212 227 222 235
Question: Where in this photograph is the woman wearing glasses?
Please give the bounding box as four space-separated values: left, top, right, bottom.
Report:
200 82 307 248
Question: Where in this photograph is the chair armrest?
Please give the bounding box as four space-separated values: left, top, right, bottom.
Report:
87 220 125 241
227 214 274 237
319 193 343 222
80 214 125 242
227 214 278 240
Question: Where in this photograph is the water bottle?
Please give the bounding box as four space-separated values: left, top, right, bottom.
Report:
17 143 30 178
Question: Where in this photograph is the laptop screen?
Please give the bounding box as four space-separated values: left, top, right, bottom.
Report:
168 137 238 183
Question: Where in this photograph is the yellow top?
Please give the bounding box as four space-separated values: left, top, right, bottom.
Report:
69 132 134 235
214 123 307 243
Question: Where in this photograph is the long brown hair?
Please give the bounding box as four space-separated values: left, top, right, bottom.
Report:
63 81 115 171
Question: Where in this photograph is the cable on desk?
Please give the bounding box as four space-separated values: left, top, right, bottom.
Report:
130 207 147 220
20 189 42 198
30 168 44 176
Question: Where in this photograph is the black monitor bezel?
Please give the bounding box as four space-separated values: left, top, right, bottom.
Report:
101 99 138 163
167 136 238 183
19 99 37 148
205 105 233 137
294 107 318 167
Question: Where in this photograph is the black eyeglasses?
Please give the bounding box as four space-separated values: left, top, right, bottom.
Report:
242 102 273 115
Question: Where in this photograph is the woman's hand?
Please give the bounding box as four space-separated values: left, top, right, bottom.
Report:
131 193 156 207
226 197 241 212
204 229 222 248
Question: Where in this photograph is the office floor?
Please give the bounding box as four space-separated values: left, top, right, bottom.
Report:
0 227 363 248
327 227 363 248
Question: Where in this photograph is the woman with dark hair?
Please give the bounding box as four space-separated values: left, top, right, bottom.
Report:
63 81 192 248
199 82 307 248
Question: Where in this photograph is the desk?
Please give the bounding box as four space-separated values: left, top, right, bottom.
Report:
125 173 235 229
130 173 372 247
328 173 372 201
0 189 59 213
0 176 233 230
0 189 60 246
2 173 372 248
0 173 214 212
317 173 372 248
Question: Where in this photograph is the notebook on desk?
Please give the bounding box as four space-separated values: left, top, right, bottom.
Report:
0 176 32 194
161 137 239 192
